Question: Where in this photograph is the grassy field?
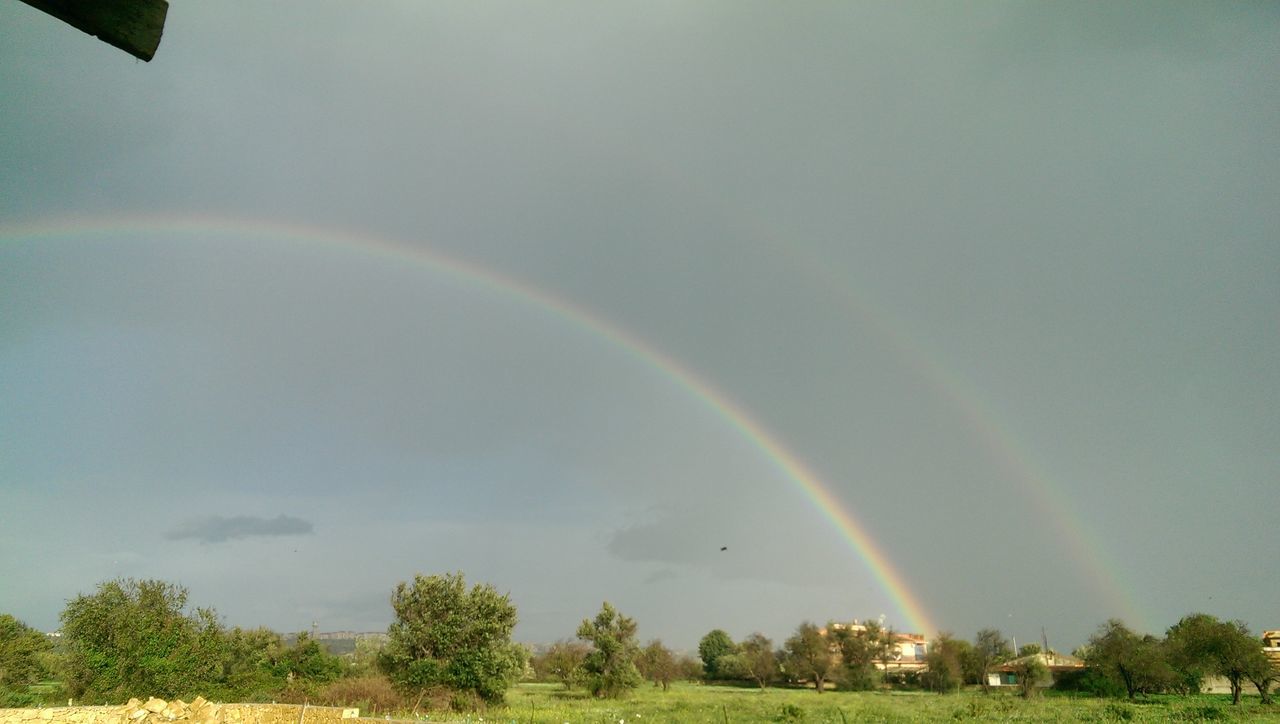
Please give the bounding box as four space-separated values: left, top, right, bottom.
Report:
406 682 1280 723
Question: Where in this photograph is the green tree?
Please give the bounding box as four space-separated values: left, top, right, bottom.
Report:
378 572 526 706
697 629 736 680
575 602 642 698
636 640 676 691
534 640 589 690
1084 619 1176 699
1165 613 1219 694
738 633 779 689
1244 646 1277 705
60 579 225 702
217 627 286 701
972 628 1012 692
0 614 52 689
1014 656 1048 699
828 622 888 691
276 632 343 691
783 622 835 694
920 632 966 693
1018 643 1042 658
0 614 54 707
1167 615 1269 706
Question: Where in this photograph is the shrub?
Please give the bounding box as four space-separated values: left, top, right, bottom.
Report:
315 675 405 715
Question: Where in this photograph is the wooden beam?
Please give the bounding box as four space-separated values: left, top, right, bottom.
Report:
17 0 169 61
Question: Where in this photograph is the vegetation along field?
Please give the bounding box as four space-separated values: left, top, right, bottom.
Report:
3 574 1279 722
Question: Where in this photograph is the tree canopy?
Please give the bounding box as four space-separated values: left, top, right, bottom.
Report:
697 629 736 680
783 622 835 694
60 579 224 702
576 602 643 698
378 572 526 705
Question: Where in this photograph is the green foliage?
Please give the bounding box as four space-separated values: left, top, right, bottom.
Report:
921 632 966 693
972 628 1013 691
783 622 835 694
1018 643 1042 658
1084 619 1178 699
531 639 589 689
378 571 526 706
1052 666 1125 697
1166 613 1272 705
698 629 736 680
738 633 779 689
273 632 344 698
215 626 285 700
59 579 225 702
636 639 676 691
828 621 890 691
0 614 53 689
576 602 643 698
776 702 805 721
1014 656 1048 698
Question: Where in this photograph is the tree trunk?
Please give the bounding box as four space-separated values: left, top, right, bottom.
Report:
1231 677 1242 705
1250 677 1273 705
814 674 825 693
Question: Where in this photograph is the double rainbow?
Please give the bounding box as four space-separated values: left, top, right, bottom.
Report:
2 214 938 635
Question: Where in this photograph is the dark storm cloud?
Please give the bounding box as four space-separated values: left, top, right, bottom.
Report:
166 514 314 544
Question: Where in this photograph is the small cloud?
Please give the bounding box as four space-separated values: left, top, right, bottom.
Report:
166 514 314 543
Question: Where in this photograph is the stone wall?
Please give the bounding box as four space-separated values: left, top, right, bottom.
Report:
0 699 360 724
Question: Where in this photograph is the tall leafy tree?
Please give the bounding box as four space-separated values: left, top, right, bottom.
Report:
828 622 888 691
1165 613 1220 694
697 629 736 680
535 640 589 690
783 622 835 694
972 628 1013 692
1167 614 1269 705
0 614 52 690
738 633 779 689
576 602 642 698
1012 656 1048 698
636 640 676 691
378 572 526 705
920 632 966 693
1084 619 1176 699
60 579 225 702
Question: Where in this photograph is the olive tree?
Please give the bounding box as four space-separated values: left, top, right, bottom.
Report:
783 622 835 694
576 602 642 698
378 572 525 706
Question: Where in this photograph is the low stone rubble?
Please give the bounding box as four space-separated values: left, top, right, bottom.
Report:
120 698 221 724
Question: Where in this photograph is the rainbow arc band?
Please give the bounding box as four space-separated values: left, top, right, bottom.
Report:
2 214 937 635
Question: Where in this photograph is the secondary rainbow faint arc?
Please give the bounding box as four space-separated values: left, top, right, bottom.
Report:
1 213 938 635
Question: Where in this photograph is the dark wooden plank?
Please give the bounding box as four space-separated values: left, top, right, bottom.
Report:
17 0 169 61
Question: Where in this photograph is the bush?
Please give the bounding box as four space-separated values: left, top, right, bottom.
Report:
1054 667 1125 698
379 572 526 706
315 675 405 715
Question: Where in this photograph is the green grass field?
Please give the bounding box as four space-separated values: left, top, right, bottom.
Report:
409 683 1280 723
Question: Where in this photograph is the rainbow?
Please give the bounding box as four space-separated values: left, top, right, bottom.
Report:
778 250 1151 630
0 213 939 635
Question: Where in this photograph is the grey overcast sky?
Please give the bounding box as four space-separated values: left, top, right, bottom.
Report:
1 1 1277 652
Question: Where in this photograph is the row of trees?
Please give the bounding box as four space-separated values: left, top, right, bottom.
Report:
0 574 666 711
3 575 1276 710
9 579 349 706
1082 617 1276 704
